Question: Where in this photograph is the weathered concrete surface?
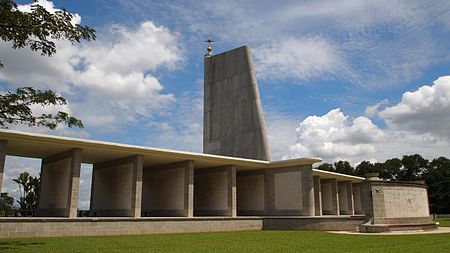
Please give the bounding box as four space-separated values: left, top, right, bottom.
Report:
338 181 354 215
90 155 143 217
194 166 236 216
352 183 363 214
265 165 315 216
203 45 271 161
0 140 6 193
360 179 437 232
237 170 266 215
321 179 339 215
142 160 194 217
37 149 81 217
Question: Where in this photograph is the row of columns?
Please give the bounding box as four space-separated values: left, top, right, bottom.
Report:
0 143 363 218
0 144 239 218
313 176 364 216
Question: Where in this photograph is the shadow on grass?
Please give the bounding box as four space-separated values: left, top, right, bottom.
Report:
0 241 45 251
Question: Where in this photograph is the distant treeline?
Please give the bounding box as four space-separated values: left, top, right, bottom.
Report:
316 154 450 214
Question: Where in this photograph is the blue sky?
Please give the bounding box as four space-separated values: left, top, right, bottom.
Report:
1 0 450 207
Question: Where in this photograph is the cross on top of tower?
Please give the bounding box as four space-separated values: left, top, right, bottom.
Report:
205 37 214 57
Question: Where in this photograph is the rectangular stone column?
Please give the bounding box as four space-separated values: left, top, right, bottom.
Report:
194 165 236 216
352 183 364 214
0 140 6 194
321 179 339 215
38 149 81 217
237 170 266 216
90 155 143 217
338 181 354 215
313 176 322 216
141 160 194 217
265 165 315 216
230 166 237 217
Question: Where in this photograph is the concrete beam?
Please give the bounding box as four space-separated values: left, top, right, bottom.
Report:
338 181 354 215
90 155 143 217
0 140 6 194
194 165 236 216
38 148 82 217
321 179 339 215
313 176 322 216
142 160 194 217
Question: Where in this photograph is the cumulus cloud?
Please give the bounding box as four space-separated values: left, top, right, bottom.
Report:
379 76 450 139
0 19 182 132
365 99 389 117
285 76 450 163
285 108 382 162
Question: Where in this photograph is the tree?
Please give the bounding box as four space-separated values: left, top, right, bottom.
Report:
317 163 335 172
354 160 375 177
0 0 96 66
398 154 428 181
378 158 402 180
0 192 14 211
0 0 95 129
422 157 450 213
13 171 40 210
334 160 354 175
0 87 83 129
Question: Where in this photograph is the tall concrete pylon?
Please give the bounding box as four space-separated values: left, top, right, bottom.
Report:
203 45 271 161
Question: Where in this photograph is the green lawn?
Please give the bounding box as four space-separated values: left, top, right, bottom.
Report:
1 230 450 253
438 218 450 227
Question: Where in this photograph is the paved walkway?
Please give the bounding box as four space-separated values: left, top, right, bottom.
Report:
329 227 450 235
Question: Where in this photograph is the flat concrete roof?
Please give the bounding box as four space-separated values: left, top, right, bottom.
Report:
0 130 364 182
312 169 364 183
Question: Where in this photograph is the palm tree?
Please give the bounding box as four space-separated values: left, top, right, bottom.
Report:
12 172 40 211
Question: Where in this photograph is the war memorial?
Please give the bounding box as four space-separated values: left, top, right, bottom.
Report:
0 44 436 238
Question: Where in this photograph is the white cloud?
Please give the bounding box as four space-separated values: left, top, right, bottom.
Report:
0 20 182 133
285 76 450 164
254 37 348 81
142 81 204 152
17 0 81 25
365 99 389 117
379 76 450 139
130 0 450 88
285 108 382 162
265 110 301 160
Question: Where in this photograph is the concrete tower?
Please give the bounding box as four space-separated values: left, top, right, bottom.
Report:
203 45 271 161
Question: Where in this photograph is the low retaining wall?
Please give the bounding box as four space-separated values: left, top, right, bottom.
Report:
0 216 365 238
359 216 437 233
263 216 365 231
0 217 262 238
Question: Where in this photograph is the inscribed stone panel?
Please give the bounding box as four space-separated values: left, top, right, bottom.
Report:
274 171 302 210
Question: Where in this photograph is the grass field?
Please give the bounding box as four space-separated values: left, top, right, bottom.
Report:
1 229 450 253
437 218 450 227
0 219 448 252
